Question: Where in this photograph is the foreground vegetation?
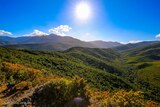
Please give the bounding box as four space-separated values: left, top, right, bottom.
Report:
0 43 160 106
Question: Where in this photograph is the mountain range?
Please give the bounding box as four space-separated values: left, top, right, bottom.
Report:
0 34 122 51
1 34 160 51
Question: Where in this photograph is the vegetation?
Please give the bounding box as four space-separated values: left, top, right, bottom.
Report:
32 77 90 107
0 47 132 90
0 43 160 106
123 43 160 102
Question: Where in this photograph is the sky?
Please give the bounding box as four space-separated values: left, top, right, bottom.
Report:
0 0 160 43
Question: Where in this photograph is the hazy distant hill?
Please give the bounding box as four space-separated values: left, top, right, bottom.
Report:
0 36 16 45
89 40 122 48
4 42 73 51
2 35 160 52
113 41 160 52
0 34 122 51
126 42 160 61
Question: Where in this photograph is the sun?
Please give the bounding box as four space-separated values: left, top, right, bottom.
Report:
75 2 91 20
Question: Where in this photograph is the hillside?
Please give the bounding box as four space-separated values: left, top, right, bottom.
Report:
0 47 132 89
0 45 159 106
122 43 160 102
125 43 160 85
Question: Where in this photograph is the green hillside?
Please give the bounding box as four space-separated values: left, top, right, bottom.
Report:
0 47 132 90
123 43 160 102
0 45 159 106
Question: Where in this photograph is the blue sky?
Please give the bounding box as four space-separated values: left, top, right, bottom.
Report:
0 0 160 43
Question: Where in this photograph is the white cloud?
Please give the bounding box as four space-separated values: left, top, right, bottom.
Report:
128 40 142 44
0 30 12 36
77 33 99 41
119 42 126 44
48 25 72 36
23 29 48 36
156 33 160 38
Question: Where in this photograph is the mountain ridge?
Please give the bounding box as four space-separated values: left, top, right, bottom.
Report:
0 34 122 51
113 41 160 52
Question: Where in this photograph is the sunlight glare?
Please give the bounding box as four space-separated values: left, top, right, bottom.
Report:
75 2 91 20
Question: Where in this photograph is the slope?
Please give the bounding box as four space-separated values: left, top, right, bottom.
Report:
123 42 160 101
0 46 160 106
0 47 132 90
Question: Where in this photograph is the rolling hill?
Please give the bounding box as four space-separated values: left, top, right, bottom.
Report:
123 43 160 102
125 43 160 84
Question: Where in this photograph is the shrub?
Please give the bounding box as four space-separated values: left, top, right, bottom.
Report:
89 89 145 107
0 73 5 85
32 77 90 107
1 62 43 84
108 90 145 107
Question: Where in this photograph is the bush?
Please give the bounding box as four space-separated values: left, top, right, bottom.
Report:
89 90 145 107
108 90 145 107
0 73 5 85
32 77 90 107
1 62 43 84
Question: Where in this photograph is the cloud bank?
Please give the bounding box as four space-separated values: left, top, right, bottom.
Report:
0 30 12 36
128 40 142 44
156 33 160 38
78 33 99 41
48 25 72 36
24 29 48 36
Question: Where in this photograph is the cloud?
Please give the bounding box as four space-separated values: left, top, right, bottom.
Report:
0 30 12 36
128 40 142 44
23 29 48 36
156 33 160 38
77 33 99 41
119 42 126 44
48 25 72 36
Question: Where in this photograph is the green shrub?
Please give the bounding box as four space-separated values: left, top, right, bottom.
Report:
89 90 145 107
0 73 5 85
32 77 90 107
108 90 145 107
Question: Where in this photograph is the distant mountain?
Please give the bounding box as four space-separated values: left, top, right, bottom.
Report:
89 40 122 48
126 42 160 60
0 40 16 45
113 41 160 52
0 34 86 44
4 42 73 51
0 36 16 45
0 34 122 51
